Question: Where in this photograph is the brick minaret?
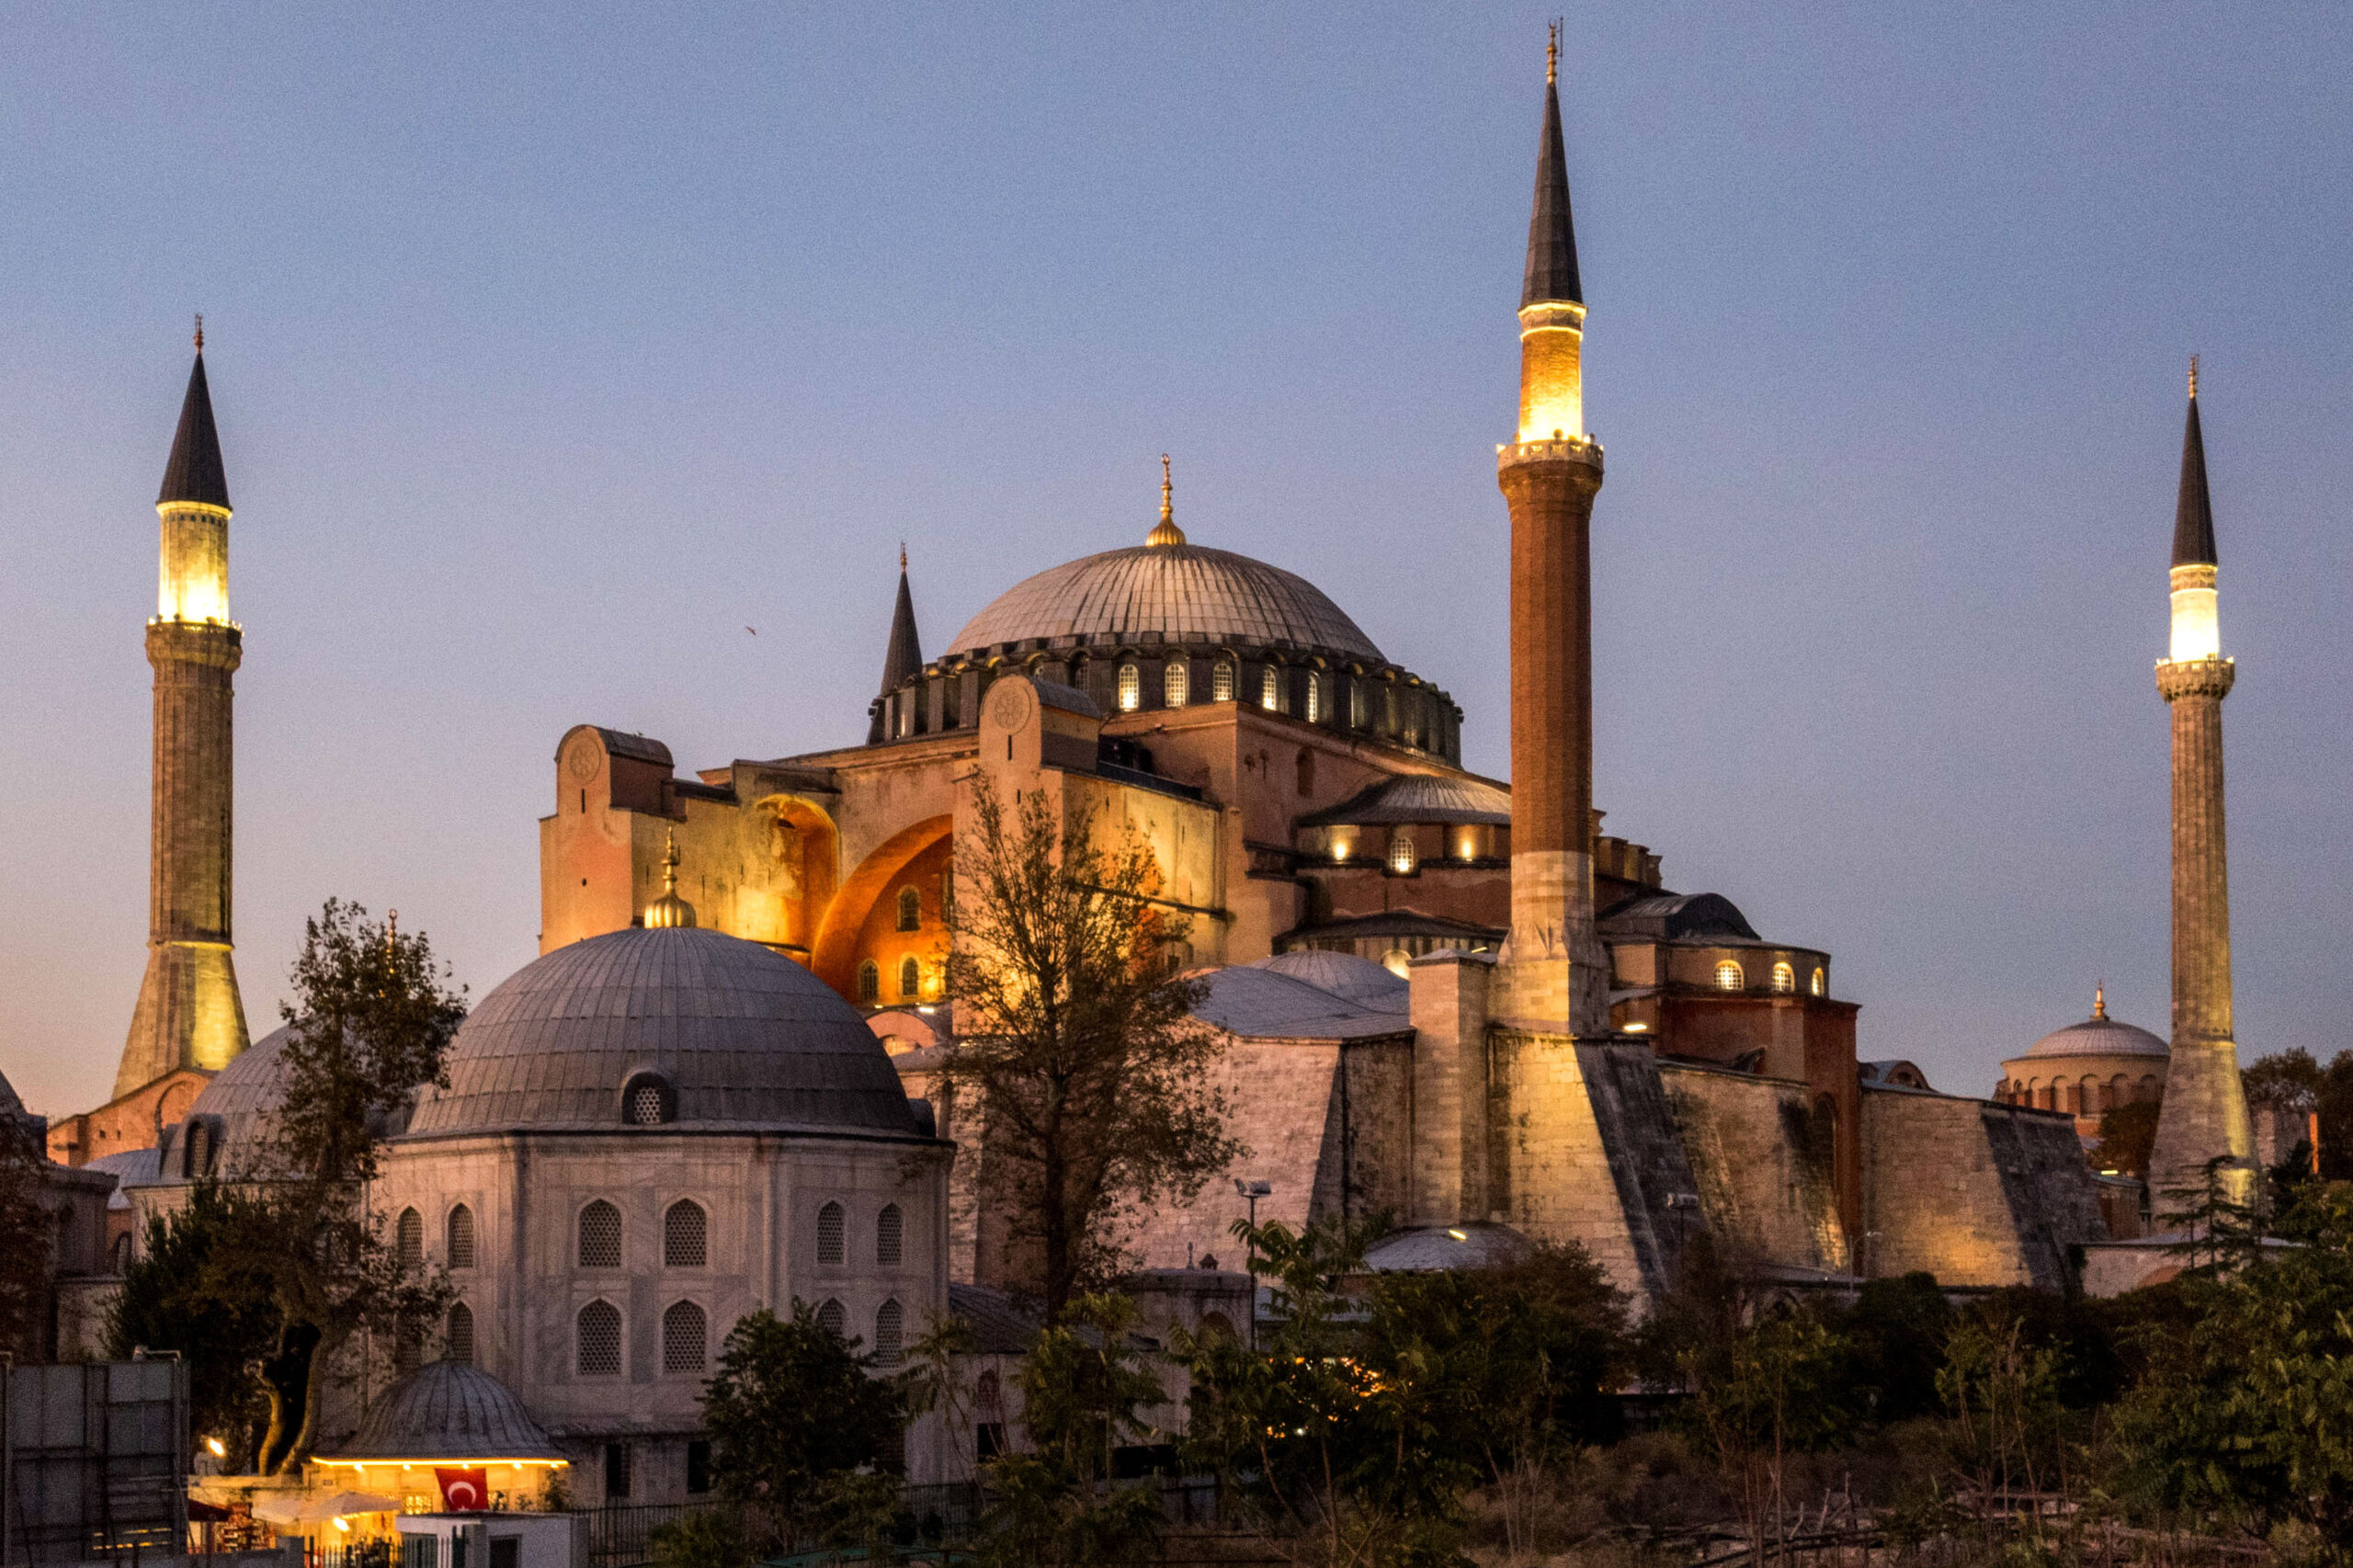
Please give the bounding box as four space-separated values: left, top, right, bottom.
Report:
117 324 250 1097
2146 360 2255 1203
1496 29 1608 1033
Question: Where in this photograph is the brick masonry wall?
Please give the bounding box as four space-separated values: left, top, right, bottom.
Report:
1662 1065 1848 1275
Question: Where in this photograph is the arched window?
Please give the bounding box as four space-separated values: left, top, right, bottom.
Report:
816 1201 846 1267
876 1203 904 1267
1211 662 1235 702
1714 960 1745 992
184 1121 211 1178
1771 962 1795 994
874 1300 904 1368
1117 664 1141 710
1811 967 1825 997
1260 666 1282 711
397 1208 424 1271
447 1204 476 1269
1387 829 1416 875
664 1200 708 1268
1380 949 1412 979
1350 682 1367 729
622 1074 676 1126
576 1301 622 1376
111 1232 132 1273
2109 1074 2128 1110
446 1302 475 1366
1305 673 1324 723
1295 750 1315 797
663 1301 708 1374
2080 1076 2098 1114
858 961 881 1004
1164 661 1188 709
896 886 921 932
816 1299 847 1340
975 1369 1003 1415
899 956 921 999
578 1200 622 1269
2138 1074 2159 1102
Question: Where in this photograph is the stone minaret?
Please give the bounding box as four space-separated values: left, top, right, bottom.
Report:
2146 360 2255 1203
117 325 251 1097
1496 27 1608 1034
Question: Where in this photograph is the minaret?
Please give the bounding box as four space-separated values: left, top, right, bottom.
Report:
1496 27 1608 1033
2146 359 2256 1203
117 322 250 1097
869 547 926 743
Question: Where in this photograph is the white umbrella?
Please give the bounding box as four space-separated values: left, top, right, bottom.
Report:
252 1492 401 1525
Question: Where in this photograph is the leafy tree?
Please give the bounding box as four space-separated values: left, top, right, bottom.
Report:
2093 1098 2161 1178
647 1510 752 1568
942 782 1239 1318
1937 1314 2065 1520
0 1112 52 1361
1680 1307 1858 1568
103 1185 278 1461
2247 1048 2353 1182
1836 1271 1954 1423
976 1293 1167 1568
701 1303 902 1538
1179 1215 1477 1568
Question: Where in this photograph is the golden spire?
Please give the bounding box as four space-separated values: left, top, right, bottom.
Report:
193 313 205 354
2093 982 2108 1020
643 828 698 929
899 540 908 573
1547 19 1559 85
2188 355 2200 400
1146 452 1187 547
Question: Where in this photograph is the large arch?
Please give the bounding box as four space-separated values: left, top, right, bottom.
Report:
810 815 953 997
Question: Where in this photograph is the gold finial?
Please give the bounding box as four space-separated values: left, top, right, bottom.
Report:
2093 982 2108 1020
2188 355 2199 400
644 829 698 929
1146 452 1186 548
899 540 908 573
193 314 204 353
1547 20 1560 85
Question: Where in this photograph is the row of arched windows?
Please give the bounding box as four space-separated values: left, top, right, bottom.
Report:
1101 659 1333 729
814 1199 904 1269
857 956 928 1005
574 1199 710 1269
566 1296 902 1377
2000 1074 2162 1114
1709 960 1828 997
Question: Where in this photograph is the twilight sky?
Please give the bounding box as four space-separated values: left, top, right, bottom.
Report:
2 3 2347 1119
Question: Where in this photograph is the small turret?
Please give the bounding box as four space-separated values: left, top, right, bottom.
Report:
878 545 924 697
2168 359 2221 661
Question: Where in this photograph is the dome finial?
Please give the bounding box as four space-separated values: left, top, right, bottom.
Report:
1146 452 1187 547
2188 355 2199 400
1547 18 1559 85
2093 982 2107 1020
193 313 204 354
643 829 698 929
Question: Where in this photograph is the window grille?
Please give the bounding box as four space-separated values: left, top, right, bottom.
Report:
448 1205 476 1269
1117 664 1141 710
817 1201 846 1267
876 1203 904 1267
577 1301 621 1376
1387 830 1416 875
896 886 921 932
817 1299 847 1339
1260 666 1281 711
397 1209 424 1271
1772 962 1795 994
858 962 881 1003
185 1122 211 1178
578 1200 622 1268
874 1300 904 1367
1306 674 1323 723
629 1083 667 1124
900 956 921 999
665 1200 708 1267
1714 960 1745 992
446 1302 474 1366
1211 664 1235 702
1164 661 1188 708
663 1301 707 1374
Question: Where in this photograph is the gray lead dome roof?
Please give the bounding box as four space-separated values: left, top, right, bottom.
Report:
405 927 920 1139
949 544 1383 661
328 1362 564 1462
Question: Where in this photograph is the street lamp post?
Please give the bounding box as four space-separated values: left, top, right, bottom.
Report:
1233 1179 1271 1350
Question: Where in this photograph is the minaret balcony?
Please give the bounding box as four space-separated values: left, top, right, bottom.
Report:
1497 435 1604 474
2155 656 2234 702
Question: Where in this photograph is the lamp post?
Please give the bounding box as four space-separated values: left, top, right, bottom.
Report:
1233 1179 1271 1350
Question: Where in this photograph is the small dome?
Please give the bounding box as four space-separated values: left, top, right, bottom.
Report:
948 544 1382 662
186 1026 296 1176
405 927 920 1138
2021 996 2168 1062
327 1362 563 1462
1253 950 1409 1006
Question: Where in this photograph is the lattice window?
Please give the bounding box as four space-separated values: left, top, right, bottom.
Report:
899 956 921 1000
876 1203 904 1267
1117 664 1141 710
1714 960 1745 992
576 1300 621 1376
858 962 881 1004
627 1078 671 1125
1260 666 1281 711
816 1201 846 1267
663 1301 708 1374
185 1122 211 1178
1772 961 1795 994
1211 663 1235 702
1306 674 1323 723
874 1300 904 1368
578 1200 622 1269
446 1302 474 1366
1387 830 1416 875
397 1208 424 1271
1164 661 1188 708
447 1204 476 1269
897 886 921 932
816 1299 847 1340
665 1200 708 1268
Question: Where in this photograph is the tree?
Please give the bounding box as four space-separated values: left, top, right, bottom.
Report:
0 1112 52 1361
2093 1099 2161 1178
1680 1308 1858 1568
1937 1314 2065 1523
1836 1271 1954 1424
701 1303 902 1538
942 782 1240 1318
103 1185 279 1461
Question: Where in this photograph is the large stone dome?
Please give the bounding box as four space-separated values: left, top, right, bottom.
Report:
404 927 919 1139
949 543 1383 662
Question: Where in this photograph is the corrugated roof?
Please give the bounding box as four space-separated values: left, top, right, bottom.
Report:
949 1283 1040 1356
949 544 1381 661
1297 773 1510 827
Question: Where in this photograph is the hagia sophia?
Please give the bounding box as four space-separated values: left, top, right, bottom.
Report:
12 39 2259 1502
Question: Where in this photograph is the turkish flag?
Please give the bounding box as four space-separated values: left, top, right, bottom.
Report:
436 1470 489 1512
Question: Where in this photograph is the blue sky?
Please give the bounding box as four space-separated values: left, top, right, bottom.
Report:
2 3 2347 1115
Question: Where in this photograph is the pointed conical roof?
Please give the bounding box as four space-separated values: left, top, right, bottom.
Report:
878 556 924 695
2172 376 2216 567
158 348 231 510
1521 49 1584 309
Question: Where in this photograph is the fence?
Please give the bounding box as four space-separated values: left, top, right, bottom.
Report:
3 1360 190 1564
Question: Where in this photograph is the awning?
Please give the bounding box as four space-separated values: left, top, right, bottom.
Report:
251 1492 401 1525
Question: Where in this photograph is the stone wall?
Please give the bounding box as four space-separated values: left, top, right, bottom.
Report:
1662 1063 1847 1275
1860 1087 2109 1290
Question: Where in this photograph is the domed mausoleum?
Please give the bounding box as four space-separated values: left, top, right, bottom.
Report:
1995 988 2169 1142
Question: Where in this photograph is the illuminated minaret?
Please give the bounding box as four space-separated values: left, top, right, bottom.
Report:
116 322 250 1097
2146 359 2255 1203
1495 26 1608 1033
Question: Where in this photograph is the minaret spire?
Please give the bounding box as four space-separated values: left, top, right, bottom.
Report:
878 550 925 697
2172 358 2217 570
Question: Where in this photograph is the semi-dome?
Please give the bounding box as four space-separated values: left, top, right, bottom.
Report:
2018 991 2167 1061
405 926 921 1139
949 543 1383 662
328 1361 564 1462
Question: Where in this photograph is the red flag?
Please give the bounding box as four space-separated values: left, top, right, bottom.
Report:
436 1469 489 1512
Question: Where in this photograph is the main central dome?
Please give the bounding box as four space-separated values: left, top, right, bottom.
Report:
948 543 1383 662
